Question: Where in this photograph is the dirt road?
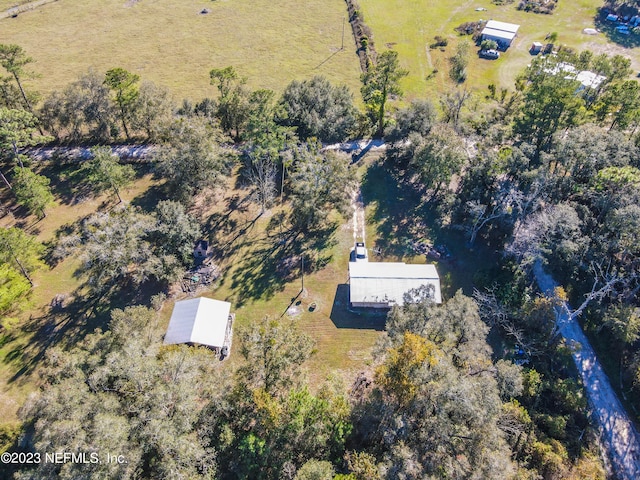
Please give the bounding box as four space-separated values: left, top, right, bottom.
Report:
534 262 640 480
25 139 387 164
0 0 58 19
351 188 366 243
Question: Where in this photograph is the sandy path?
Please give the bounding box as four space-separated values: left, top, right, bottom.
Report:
534 262 640 480
0 0 57 19
351 188 365 242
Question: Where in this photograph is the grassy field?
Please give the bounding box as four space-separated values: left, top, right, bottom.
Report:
0 158 386 424
0 166 160 425
0 145 508 427
1 0 638 108
0 0 362 100
360 0 640 99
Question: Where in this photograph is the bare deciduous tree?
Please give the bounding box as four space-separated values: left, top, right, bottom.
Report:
247 151 277 214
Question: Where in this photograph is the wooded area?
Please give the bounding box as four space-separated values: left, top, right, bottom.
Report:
2 37 640 478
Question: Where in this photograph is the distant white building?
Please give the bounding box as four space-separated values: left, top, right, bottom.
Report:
549 62 607 91
481 20 520 49
574 69 607 90
164 297 233 354
348 262 442 308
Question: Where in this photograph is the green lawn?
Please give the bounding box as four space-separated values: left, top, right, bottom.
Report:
166 168 384 386
0 159 386 423
360 0 640 99
0 166 159 424
0 0 362 100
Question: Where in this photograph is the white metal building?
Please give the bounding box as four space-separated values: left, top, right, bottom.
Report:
348 262 442 308
574 70 606 90
164 297 232 350
481 20 520 49
548 62 607 91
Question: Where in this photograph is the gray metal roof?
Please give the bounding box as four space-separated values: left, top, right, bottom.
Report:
481 27 517 41
164 297 231 348
484 20 520 33
349 262 442 305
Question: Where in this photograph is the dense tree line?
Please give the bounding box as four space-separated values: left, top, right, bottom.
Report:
16 289 604 479
12 293 532 479
373 47 640 478
17 306 219 479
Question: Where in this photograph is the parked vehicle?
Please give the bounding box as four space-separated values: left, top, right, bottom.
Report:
354 241 368 262
479 49 500 59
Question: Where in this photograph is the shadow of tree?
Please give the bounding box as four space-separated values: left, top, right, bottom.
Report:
361 157 432 259
360 157 504 298
5 276 166 384
212 215 263 264
11 209 42 236
41 216 88 268
37 162 96 207
595 9 640 48
5 295 101 384
228 223 337 307
205 193 257 259
130 182 169 213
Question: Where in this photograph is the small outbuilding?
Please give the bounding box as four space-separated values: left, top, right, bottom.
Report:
530 42 543 54
481 20 520 49
194 239 210 261
164 297 233 354
575 70 607 90
349 262 442 308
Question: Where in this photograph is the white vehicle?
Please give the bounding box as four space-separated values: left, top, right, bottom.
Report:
354 241 368 262
479 49 500 59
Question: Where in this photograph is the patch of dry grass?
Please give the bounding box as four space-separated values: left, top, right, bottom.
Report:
0 165 159 423
0 0 362 100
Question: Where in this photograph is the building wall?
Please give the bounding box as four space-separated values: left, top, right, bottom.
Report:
351 301 392 309
482 34 513 49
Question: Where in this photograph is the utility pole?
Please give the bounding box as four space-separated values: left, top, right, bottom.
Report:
341 17 345 50
301 255 304 293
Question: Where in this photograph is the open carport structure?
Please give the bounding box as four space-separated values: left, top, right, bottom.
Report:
164 297 233 355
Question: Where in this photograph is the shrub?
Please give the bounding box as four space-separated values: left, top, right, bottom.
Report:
480 39 498 51
430 35 448 48
455 21 484 36
487 83 497 99
517 0 558 14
